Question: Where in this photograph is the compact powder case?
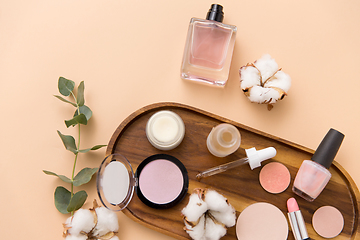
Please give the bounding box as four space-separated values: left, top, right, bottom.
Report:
97 153 189 210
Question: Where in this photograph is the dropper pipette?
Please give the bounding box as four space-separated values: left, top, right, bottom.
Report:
196 147 277 180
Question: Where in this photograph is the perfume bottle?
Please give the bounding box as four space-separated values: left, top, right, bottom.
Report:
292 128 344 202
180 4 237 87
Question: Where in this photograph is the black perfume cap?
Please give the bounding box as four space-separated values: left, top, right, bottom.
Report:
206 4 224 22
311 128 344 169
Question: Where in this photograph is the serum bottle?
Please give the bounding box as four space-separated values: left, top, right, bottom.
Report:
292 128 344 202
180 4 237 87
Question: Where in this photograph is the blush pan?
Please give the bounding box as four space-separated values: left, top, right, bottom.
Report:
312 206 344 238
236 202 288 240
259 162 291 194
97 154 189 210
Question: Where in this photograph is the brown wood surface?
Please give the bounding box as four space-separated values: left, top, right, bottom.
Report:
106 102 360 240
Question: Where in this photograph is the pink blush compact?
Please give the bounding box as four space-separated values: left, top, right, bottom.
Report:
137 159 185 205
97 154 189 210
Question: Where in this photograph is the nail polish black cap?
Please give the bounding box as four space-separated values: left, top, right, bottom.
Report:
206 4 224 22
311 128 344 169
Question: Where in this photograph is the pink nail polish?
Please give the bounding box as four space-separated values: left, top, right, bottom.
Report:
180 4 237 87
293 128 344 202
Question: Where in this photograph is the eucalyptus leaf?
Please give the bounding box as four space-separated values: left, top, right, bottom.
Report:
57 130 77 154
65 113 87 128
74 105 92 121
54 95 77 107
78 145 107 153
43 170 72 184
67 190 87 212
77 81 85 107
54 186 71 214
58 77 75 97
73 167 98 187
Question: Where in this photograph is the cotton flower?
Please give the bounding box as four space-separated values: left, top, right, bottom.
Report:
63 200 119 240
182 189 236 240
239 54 291 110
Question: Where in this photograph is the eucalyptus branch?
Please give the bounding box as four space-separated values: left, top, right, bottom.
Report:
43 77 106 214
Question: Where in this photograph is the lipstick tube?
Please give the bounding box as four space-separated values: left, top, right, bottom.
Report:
287 198 311 240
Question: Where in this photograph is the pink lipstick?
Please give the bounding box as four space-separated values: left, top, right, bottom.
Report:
287 198 311 240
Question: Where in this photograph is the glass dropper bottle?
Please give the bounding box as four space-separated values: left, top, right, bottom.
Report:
196 147 276 179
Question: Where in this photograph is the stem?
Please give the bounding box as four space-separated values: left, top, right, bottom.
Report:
70 123 81 215
69 90 81 215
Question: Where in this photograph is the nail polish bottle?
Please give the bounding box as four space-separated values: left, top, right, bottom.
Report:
293 128 344 202
180 4 237 87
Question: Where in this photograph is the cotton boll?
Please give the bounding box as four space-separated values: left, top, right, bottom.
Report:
239 54 291 110
92 207 119 237
182 189 236 240
110 236 120 240
204 216 227 240
254 54 279 82
240 66 260 90
67 209 95 236
182 194 208 222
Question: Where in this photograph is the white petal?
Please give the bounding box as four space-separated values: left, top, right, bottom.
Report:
248 86 280 104
204 217 227 240
254 54 279 82
68 209 95 235
204 189 229 213
264 71 291 92
185 215 206 240
93 207 119 237
240 66 261 90
182 194 208 222
209 207 236 227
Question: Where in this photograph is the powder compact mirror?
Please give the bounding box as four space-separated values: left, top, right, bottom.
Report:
97 153 189 210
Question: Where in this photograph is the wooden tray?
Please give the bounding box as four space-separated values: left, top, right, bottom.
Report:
106 102 360 240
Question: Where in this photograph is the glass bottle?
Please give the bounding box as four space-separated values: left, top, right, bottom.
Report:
181 4 237 87
292 128 344 201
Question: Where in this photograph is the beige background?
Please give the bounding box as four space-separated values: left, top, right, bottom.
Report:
1 0 360 239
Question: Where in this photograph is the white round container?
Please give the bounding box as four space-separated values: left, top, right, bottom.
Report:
146 110 185 150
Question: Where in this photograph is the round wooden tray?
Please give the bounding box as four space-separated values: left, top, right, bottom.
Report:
106 102 360 240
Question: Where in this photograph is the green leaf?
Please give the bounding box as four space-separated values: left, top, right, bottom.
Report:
43 170 72 184
78 145 107 153
58 77 75 97
74 105 92 121
57 130 77 154
73 167 98 187
65 113 88 128
54 186 71 214
77 81 85 106
67 190 87 212
53 95 77 107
